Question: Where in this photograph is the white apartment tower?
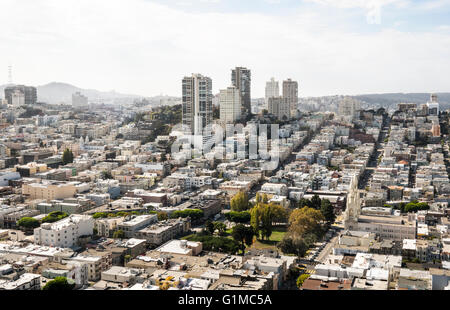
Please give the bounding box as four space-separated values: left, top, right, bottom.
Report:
72 92 88 108
426 94 440 116
11 90 25 107
265 78 279 107
338 96 361 119
182 74 213 142
219 86 242 124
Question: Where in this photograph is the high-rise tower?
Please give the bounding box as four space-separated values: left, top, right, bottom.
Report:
182 74 213 141
231 67 251 118
265 78 279 107
282 79 298 118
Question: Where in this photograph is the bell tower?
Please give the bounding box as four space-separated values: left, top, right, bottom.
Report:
344 174 361 230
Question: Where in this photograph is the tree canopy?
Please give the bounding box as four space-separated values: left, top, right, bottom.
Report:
113 230 125 239
288 207 325 238
62 148 74 165
296 274 310 289
42 277 75 291
250 202 288 240
17 217 40 229
225 211 251 223
232 224 255 251
320 199 336 225
41 211 69 224
230 191 251 212
170 209 204 220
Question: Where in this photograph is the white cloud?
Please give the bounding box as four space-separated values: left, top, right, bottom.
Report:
305 0 410 24
0 0 449 97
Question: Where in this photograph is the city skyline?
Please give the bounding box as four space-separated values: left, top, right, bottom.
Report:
1 0 450 98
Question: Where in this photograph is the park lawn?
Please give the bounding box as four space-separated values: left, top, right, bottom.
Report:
249 227 287 251
270 228 287 242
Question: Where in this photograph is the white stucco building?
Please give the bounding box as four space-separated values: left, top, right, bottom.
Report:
34 214 94 248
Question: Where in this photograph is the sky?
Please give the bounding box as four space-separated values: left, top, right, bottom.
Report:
1 0 450 98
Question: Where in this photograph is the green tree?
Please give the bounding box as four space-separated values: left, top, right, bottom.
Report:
101 170 113 180
42 277 75 291
310 194 322 210
320 199 336 226
232 224 255 252
250 202 288 240
255 193 262 204
62 148 74 165
278 235 308 257
298 198 311 209
296 274 310 289
288 207 325 238
113 230 125 239
124 254 132 264
170 209 204 221
17 217 40 229
186 234 240 254
93 212 109 219
225 211 251 223
230 191 251 212
157 211 169 221
205 220 215 235
41 211 69 224
213 222 227 236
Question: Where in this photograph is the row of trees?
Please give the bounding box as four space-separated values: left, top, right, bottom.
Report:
92 211 147 219
298 195 336 226
250 202 287 240
41 211 69 224
185 232 241 254
170 209 204 220
18 211 69 232
385 201 430 213
225 211 251 223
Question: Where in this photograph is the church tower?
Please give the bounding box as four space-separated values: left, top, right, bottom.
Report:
344 174 361 230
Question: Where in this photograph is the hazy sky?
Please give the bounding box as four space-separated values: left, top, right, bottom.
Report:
1 0 450 97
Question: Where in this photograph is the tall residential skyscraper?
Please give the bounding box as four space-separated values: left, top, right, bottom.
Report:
282 79 298 118
182 74 213 139
268 96 290 121
4 85 37 105
338 96 361 118
219 86 241 124
265 78 279 107
231 67 251 117
11 90 25 107
72 92 88 108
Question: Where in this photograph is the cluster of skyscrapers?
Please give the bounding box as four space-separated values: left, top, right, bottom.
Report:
3 85 37 106
181 68 299 144
265 78 299 120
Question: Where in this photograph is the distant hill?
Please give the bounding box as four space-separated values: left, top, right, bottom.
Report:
353 93 450 107
0 82 142 105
